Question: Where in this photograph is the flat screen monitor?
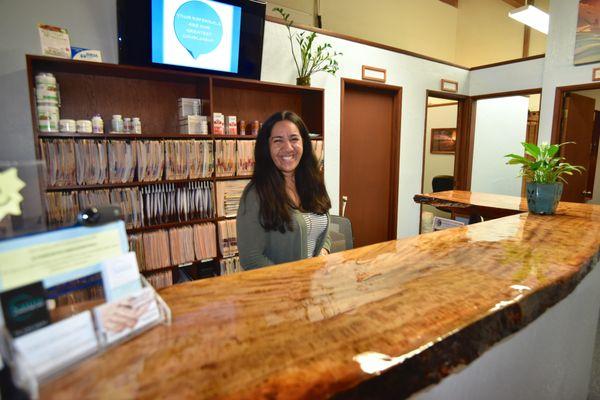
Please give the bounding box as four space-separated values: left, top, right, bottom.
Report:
118 0 266 80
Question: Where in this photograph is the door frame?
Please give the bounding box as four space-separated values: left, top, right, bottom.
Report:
419 90 470 233
551 82 600 144
340 78 402 240
421 90 471 194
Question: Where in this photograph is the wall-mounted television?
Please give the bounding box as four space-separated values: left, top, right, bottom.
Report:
117 0 266 80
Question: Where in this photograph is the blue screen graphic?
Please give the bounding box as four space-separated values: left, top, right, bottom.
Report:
152 0 241 73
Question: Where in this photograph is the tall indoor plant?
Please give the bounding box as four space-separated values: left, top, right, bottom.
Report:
505 142 584 214
273 8 342 86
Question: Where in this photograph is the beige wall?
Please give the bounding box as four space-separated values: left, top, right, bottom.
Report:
455 0 523 66
267 0 548 67
320 0 459 63
267 0 315 26
529 0 550 56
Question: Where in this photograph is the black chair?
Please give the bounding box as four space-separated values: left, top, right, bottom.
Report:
430 175 483 224
431 175 454 192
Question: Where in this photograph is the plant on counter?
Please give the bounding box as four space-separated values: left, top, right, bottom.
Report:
273 7 342 86
504 142 584 215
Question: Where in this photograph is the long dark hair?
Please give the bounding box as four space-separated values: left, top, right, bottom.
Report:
248 111 330 233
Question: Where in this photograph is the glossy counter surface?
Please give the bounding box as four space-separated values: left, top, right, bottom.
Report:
41 192 600 399
414 190 600 220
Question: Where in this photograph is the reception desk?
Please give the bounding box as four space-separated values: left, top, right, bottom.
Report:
40 191 600 399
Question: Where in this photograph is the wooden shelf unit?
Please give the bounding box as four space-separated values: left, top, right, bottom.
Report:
26 55 325 288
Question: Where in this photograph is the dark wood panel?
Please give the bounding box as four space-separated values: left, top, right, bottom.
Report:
469 54 545 71
439 0 458 7
212 85 323 134
51 72 199 134
560 94 595 202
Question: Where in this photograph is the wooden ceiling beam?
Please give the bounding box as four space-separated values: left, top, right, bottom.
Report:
502 0 526 8
439 0 458 8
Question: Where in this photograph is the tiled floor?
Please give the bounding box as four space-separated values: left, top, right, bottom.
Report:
589 310 600 400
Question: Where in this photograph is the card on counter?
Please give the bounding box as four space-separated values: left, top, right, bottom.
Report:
0 281 50 337
94 287 160 345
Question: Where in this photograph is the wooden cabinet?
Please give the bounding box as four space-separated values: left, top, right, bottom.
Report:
26 55 324 288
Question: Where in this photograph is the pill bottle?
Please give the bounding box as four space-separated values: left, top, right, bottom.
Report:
92 115 104 134
111 115 123 133
132 117 142 134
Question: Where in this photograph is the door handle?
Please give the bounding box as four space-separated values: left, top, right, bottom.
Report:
341 196 348 217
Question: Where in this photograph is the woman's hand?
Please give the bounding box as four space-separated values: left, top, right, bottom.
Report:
320 248 330 256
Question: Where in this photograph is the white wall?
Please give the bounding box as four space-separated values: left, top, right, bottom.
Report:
0 0 118 161
261 22 470 238
471 96 528 196
468 58 545 97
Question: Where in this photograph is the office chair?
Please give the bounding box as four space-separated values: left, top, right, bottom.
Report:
328 215 353 253
431 175 454 192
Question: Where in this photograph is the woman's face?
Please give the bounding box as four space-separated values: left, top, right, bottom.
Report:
269 120 304 176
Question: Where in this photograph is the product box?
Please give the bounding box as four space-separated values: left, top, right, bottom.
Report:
178 98 202 118
225 115 237 135
71 47 102 62
179 115 208 134
212 113 225 135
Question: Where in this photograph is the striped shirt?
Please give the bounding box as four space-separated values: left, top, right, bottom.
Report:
302 212 328 256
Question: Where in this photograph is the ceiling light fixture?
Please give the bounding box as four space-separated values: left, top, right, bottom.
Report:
508 5 549 35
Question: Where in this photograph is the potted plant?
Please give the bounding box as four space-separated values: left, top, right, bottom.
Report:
505 142 584 214
273 8 342 86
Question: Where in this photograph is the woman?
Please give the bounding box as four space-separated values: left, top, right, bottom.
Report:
236 111 331 270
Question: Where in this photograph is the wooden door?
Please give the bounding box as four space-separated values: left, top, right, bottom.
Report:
560 93 595 202
340 79 401 247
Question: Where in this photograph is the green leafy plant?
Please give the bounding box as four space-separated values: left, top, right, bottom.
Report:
504 142 584 184
273 7 342 83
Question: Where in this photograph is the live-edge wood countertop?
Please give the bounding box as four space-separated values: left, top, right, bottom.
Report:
41 191 600 399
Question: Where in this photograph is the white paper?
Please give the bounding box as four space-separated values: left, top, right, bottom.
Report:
13 311 98 379
101 252 142 302
432 216 465 231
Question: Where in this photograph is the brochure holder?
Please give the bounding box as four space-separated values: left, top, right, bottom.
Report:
0 221 172 399
0 275 171 399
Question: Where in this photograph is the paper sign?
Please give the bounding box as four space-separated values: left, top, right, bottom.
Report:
38 24 71 59
13 311 98 379
0 167 26 222
0 221 128 291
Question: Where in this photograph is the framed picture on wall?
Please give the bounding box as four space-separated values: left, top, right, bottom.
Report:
574 0 600 65
430 128 457 154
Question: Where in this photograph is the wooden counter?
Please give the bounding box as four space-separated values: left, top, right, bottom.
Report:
41 192 600 399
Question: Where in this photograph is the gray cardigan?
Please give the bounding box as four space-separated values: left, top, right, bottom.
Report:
236 185 331 270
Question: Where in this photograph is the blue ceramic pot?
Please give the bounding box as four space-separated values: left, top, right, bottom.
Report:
525 182 563 215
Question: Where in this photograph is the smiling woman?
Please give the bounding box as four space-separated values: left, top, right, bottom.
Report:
236 111 332 270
